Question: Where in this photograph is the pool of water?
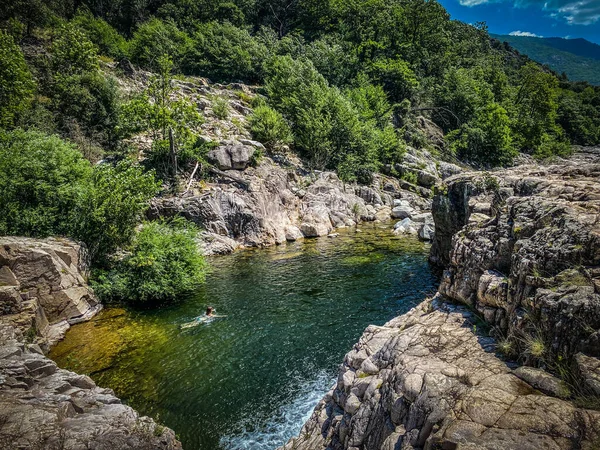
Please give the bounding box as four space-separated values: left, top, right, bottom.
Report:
50 223 438 450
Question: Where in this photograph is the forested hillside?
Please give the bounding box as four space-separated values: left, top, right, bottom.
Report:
492 34 600 85
2 0 600 301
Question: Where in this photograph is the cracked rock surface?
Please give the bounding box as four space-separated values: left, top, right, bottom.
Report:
0 237 181 449
280 298 600 450
281 148 600 450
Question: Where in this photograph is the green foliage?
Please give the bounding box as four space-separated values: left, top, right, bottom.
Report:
264 55 402 181
212 97 230 120
92 218 207 304
367 58 419 102
448 102 516 167
0 129 90 237
0 129 159 261
182 21 267 82
72 9 128 59
51 24 99 76
0 31 34 127
71 161 160 261
119 55 203 175
128 18 190 70
249 104 292 150
513 62 560 151
53 71 121 147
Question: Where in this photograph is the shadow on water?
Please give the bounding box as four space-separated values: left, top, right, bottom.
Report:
50 223 439 450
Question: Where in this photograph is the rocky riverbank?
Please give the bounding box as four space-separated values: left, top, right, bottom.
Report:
281 148 600 450
0 238 181 449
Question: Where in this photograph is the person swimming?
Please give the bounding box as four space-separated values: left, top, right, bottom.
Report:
180 306 225 330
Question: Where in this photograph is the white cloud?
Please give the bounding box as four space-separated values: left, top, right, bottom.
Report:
460 0 600 25
459 0 497 5
509 30 543 36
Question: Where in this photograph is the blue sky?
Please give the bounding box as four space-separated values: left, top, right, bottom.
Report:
437 0 600 44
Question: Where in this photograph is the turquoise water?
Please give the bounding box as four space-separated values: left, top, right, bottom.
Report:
50 224 437 449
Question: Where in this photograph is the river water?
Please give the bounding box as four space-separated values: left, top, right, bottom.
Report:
50 223 438 449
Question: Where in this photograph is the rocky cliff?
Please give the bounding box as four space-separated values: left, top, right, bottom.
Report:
115 70 458 255
0 238 181 449
281 148 600 450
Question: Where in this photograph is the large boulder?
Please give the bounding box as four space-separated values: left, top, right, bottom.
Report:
0 237 100 348
280 298 600 450
207 140 256 170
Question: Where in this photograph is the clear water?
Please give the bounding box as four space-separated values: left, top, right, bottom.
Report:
50 223 438 450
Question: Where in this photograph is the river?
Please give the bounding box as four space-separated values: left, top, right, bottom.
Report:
50 223 438 449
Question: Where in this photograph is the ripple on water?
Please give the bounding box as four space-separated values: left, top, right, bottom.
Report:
219 371 334 450
50 224 438 450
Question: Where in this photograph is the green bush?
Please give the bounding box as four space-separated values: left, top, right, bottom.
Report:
92 218 207 304
0 129 159 261
0 31 34 127
72 10 128 59
447 102 516 167
72 160 160 261
249 104 292 150
264 56 401 180
51 24 99 76
212 97 230 120
0 129 90 237
182 21 267 82
53 71 121 147
128 18 190 70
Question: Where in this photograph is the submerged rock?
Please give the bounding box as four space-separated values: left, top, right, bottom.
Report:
0 237 182 449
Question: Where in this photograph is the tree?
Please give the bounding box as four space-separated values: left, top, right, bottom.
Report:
513 62 560 151
119 55 203 176
128 18 190 70
0 129 91 237
0 31 34 128
448 102 516 167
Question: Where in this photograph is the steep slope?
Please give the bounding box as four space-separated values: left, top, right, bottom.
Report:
281 148 600 450
492 34 600 84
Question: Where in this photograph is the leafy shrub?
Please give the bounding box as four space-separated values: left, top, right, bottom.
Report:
128 18 190 70
264 56 401 180
118 55 203 177
72 10 128 59
249 104 292 150
0 129 91 237
92 218 207 304
212 97 229 120
366 57 419 102
51 25 99 76
53 71 121 147
534 132 572 159
72 160 160 261
0 129 159 261
448 102 516 167
182 21 267 82
0 31 34 127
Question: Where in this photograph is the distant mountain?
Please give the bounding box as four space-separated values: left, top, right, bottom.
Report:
491 34 600 85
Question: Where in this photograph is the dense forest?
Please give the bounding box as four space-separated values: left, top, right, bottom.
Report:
1 0 600 303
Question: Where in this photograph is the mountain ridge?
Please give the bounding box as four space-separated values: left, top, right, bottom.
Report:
491 34 600 85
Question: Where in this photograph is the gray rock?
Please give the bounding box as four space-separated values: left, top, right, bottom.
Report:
513 366 568 398
279 297 600 450
391 206 414 219
207 141 256 171
418 223 434 241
